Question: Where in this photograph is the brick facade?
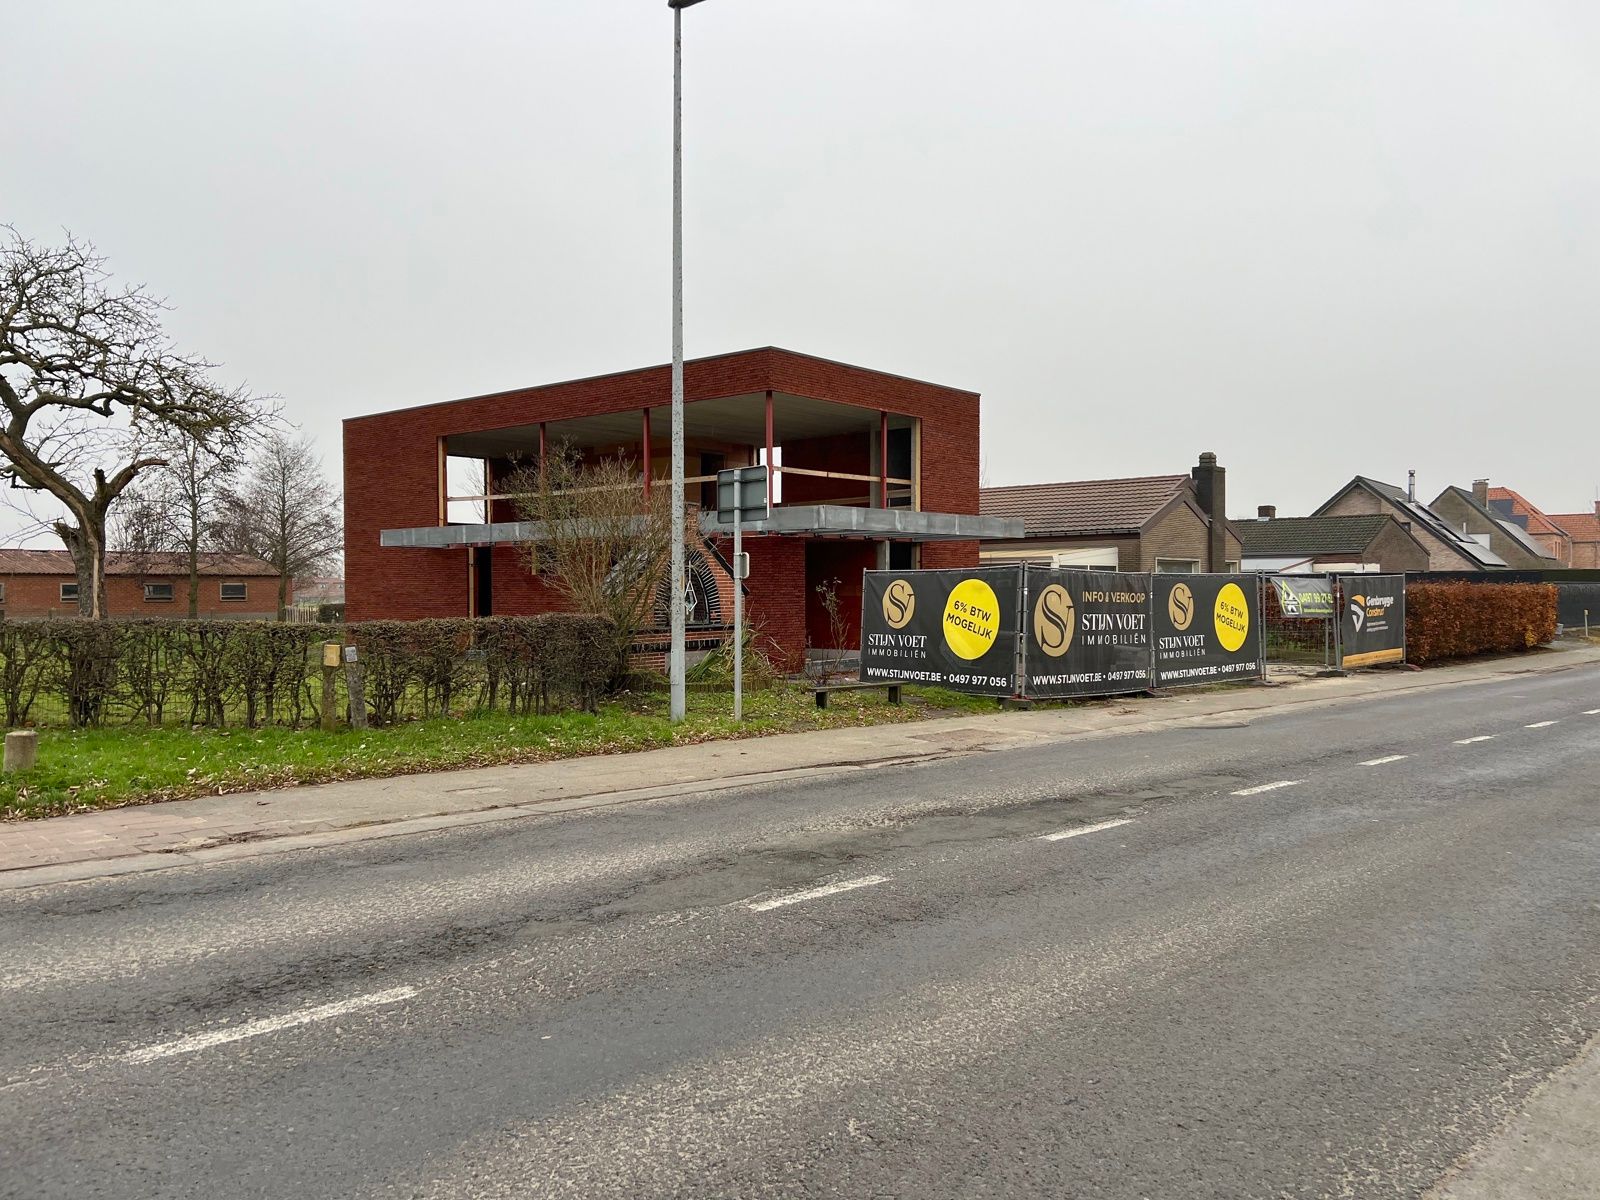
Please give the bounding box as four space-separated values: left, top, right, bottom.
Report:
1317 489 1481 571
1429 490 1552 569
1361 521 1432 573
343 348 981 668
0 562 286 620
1549 505 1600 569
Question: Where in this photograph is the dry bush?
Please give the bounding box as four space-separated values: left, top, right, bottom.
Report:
1405 582 1558 664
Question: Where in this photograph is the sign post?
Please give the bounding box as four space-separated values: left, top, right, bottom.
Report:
716 465 769 721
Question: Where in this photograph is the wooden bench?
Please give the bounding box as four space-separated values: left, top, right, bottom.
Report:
811 680 903 709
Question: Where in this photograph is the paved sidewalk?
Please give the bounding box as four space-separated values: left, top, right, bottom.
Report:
4 645 1597 888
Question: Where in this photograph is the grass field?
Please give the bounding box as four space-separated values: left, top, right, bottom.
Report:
0 684 993 820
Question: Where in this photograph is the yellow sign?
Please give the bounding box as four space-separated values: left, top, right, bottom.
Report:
1031 583 1075 657
942 577 1001 660
1167 582 1195 631
882 578 916 629
1213 582 1250 652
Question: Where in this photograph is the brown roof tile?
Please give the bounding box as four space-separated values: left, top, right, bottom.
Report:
980 475 1190 536
0 549 280 577
1487 487 1567 538
1549 512 1600 542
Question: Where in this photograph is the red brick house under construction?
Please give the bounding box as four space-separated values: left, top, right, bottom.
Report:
343 348 1018 669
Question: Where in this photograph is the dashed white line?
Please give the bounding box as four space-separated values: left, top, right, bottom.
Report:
1584 709 1600 716
1360 755 1409 766
746 875 889 913
1231 780 1301 796
123 985 418 1065
1038 817 1133 842
1525 721 1559 729
1454 735 1496 745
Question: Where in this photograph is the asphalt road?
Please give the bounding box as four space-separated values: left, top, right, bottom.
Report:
3 665 1599 1198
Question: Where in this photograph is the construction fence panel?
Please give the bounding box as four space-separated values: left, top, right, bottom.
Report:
1262 575 1339 671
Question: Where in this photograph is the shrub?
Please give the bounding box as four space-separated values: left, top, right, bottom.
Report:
1405 582 1558 665
0 614 614 729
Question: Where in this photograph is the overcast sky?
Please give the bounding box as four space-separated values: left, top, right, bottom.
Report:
9 0 1600 527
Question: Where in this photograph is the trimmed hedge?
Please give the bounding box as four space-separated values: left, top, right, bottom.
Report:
0 614 613 729
1405 582 1558 665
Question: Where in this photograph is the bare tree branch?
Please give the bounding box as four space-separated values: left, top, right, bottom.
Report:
0 226 275 616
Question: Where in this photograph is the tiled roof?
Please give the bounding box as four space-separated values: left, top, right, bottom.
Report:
1438 487 1558 562
1235 514 1397 556
1549 511 1600 542
1487 487 1567 538
979 475 1190 536
1314 477 1508 568
0 549 280 577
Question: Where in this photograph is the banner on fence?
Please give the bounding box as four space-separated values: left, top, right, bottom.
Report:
1339 574 1406 667
1151 573 1264 686
860 568 1020 695
1022 567 1153 697
1270 575 1336 618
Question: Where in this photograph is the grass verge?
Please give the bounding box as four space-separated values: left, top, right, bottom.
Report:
0 684 993 821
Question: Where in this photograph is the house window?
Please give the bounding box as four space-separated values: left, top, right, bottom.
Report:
1226 560 1240 572
1154 558 1199 573
143 581 175 602
220 581 248 602
0 582 7 604
60 582 78 603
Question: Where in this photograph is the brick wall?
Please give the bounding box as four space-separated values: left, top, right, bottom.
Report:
1138 503 1213 571
0 573 287 620
1364 523 1432 573
741 536 807 671
1319 490 1478 570
1430 491 1550 569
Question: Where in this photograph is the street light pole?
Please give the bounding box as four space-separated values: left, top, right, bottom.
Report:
668 0 707 722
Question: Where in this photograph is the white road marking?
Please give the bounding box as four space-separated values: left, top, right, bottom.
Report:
122 985 418 1065
1525 721 1559 729
746 875 889 913
1360 755 1409 766
1583 709 1600 716
1454 735 1496 745
1038 817 1133 842
1231 780 1301 796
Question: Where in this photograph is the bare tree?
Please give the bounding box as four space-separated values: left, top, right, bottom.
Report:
215 434 342 620
111 429 244 617
505 448 690 681
0 228 265 617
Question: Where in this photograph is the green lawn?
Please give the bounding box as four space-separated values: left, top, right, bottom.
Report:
0 684 994 820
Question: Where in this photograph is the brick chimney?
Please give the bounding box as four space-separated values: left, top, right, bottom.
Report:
1257 505 1275 521
1472 478 1489 504
1191 452 1227 571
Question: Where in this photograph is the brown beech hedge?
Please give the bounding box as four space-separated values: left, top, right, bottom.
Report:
1405 581 1557 665
0 614 613 729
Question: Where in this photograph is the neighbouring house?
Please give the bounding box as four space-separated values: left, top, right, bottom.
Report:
978 453 1242 573
0 550 287 619
1313 475 1507 571
343 347 1019 669
1486 485 1573 565
1430 482 1560 569
1236 509 1430 575
1548 501 1600 569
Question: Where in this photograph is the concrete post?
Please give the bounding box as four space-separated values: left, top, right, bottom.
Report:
4 729 38 773
344 645 369 731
